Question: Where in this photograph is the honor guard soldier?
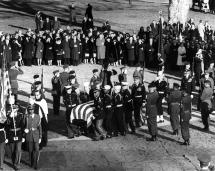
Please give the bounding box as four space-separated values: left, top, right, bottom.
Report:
31 75 40 95
197 152 215 171
93 86 107 141
79 82 90 103
90 69 101 100
8 61 24 104
6 95 25 170
167 83 182 135
59 65 70 95
31 81 45 99
24 104 42 170
181 70 195 98
103 85 113 138
121 82 135 134
180 91 192 145
113 84 126 136
154 70 168 123
131 73 146 127
200 80 213 131
146 82 159 141
51 70 61 116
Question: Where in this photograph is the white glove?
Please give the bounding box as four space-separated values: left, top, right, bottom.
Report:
39 138 41 144
24 129 29 133
22 138 25 143
191 95 194 99
5 139 8 143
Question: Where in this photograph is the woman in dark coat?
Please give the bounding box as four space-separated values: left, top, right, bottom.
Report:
105 37 113 64
23 35 34 66
88 37 96 64
4 35 12 67
11 38 22 63
83 36 90 64
35 37 44 66
136 39 145 67
62 35 71 65
169 40 178 70
126 36 135 66
70 35 80 66
45 36 54 66
85 4 93 19
116 36 123 65
112 39 119 66
54 38 64 66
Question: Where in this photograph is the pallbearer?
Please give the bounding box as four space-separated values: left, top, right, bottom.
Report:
180 91 192 145
146 82 159 141
167 83 182 135
121 82 135 134
154 70 167 123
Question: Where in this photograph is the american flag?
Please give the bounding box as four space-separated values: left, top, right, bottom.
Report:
70 101 95 127
0 49 11 123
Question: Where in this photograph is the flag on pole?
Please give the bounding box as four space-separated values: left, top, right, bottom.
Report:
70 101 95 127
0 48 11 123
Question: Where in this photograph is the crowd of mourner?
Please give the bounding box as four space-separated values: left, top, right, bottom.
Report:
0 3 215 170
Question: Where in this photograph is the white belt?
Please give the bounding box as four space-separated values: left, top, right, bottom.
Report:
0 128 4 131
135 95 142 98
158 91 164 94
128 99 132 102
106 105 112 108
116 104 123 107
72 104 76 107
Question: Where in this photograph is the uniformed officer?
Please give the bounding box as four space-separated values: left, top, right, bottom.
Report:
59 65 70 95
167 83 182 135
51 70 61 115
154 70 168 123
118 67 127 83
24 104 42 170
93 86 107 140
31 81 45 99
31 75 40 95
90 69 101 100
200 80 213 131
113 84 126 136
180 91 192 145
131 74 146 127
146 82 159 141
8 61 24 104
121 82 135 134
181 70 195 97
197 152 215 171
103 85 113 138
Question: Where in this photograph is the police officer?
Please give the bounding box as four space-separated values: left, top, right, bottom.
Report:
131 74 146 127
197 152 215 171
6 96 25 170
113 84 126 136
51 70 61 115
146 82 159 141
24 104 42 170
93 86 107 140
167 83 182 135
180 91 192 145
200 80 213 131
121 82 135 134
103 85 113 138
154 70 168 123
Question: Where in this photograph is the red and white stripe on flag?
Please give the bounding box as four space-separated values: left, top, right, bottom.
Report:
70 101 95 127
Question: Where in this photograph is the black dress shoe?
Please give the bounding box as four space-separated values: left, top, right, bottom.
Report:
203 127 209 132
147 136 157 141
0 168 3 170
106 134 112 138
131 130 136 134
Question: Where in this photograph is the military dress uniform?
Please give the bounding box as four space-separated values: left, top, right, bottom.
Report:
168 84 182 135
180 93 192 145
146 85 159 141
24 105 42 170
113 86 126 136
131 81 146 127
181 75 195 95
122 86 135 133
6 105 25 170
0 122 7 170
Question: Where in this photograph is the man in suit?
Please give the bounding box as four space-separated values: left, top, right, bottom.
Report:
24 104 42 170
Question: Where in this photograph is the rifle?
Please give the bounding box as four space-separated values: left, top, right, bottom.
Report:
41 68 44 90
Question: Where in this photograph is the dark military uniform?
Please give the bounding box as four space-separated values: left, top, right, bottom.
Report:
0 123 6 170
51 74 61 115
59 71 70 95
122 89 135 133
180 94 192 145
24 106 42 169
146 90 159 140
200 87 213 130
168 89 182 134
154 79 167 119
118 73 127 83
6 105 25 169
113 92 126 136
131 83 146 127
103 92 113 136
181 75 195 95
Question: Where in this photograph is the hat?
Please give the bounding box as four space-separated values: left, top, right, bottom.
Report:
10 61 16 67
114 85 121 91
69 70 75 75
64 85 71 90
104 85 111 90
12 104 19 110
205 70 210 74
53 70 59 75
33 74 40 79
35 81 42 86
121 82 129 86
68 75 76 80
173 83 180 88
197 152 211 164
92 69 98 73
133 71 140 79
204 80 211 84
27 105 34 111
63 65 69 69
